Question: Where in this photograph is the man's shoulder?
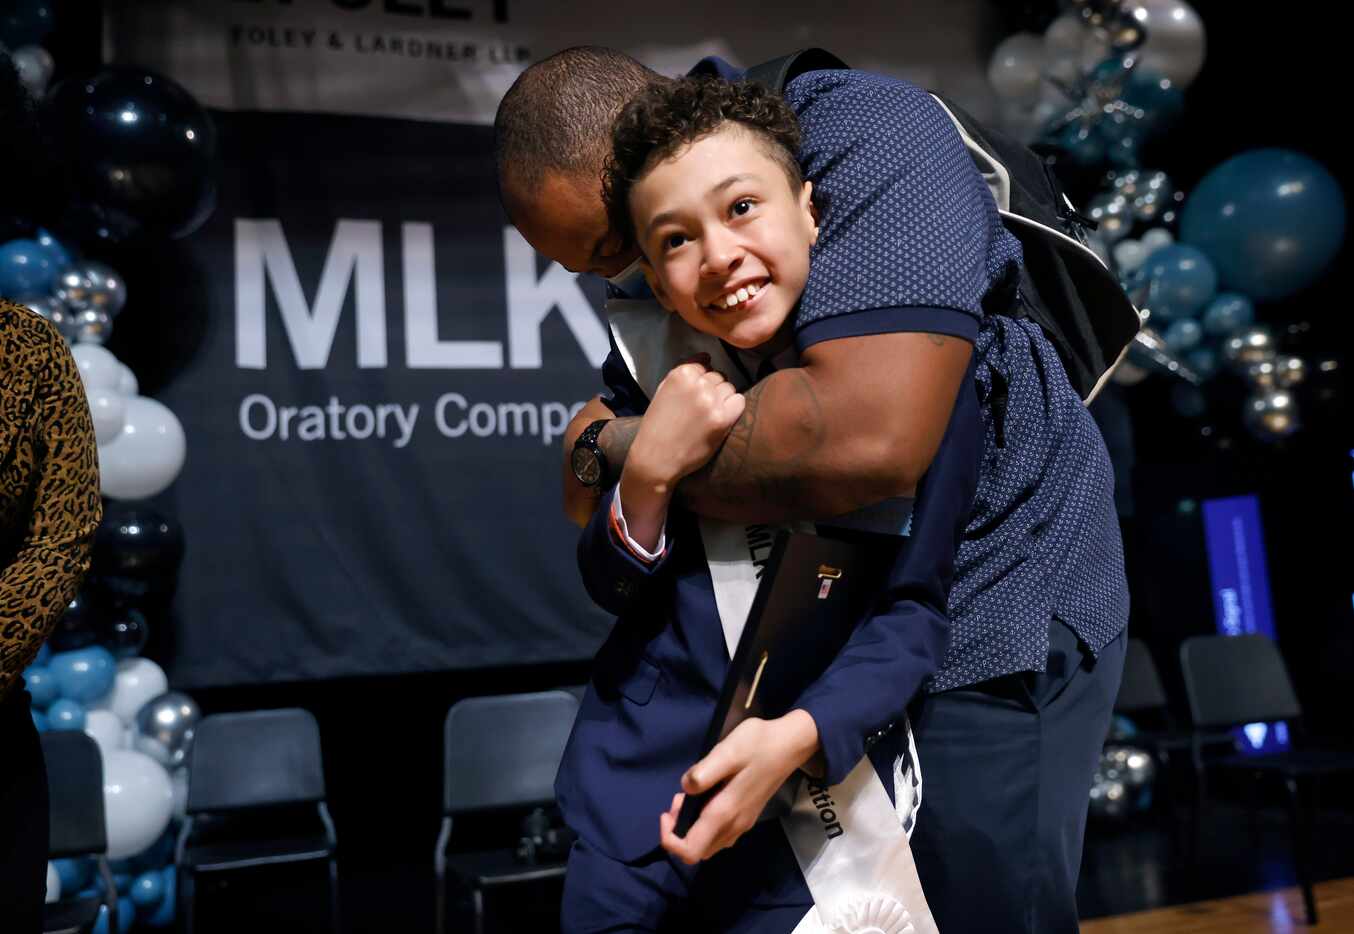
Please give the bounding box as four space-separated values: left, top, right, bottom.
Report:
785 68 930 110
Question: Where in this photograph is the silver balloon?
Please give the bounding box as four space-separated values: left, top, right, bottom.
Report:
132 691 201 769
21 295 80 342
1244 390 1300 442
81 261 128 318
1131 172 1177 223
53 266 97 314
1086 191 1134 244
1246 358 1278 392
1125 0 1207 90
11 45 54 97
1274 355 1307 389
1222 325 1277 371
73 309 113 345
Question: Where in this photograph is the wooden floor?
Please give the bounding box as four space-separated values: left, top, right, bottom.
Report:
1082 877 1354 932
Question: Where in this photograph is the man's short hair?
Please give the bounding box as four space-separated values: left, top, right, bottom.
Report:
602 77 803 245
493 46 659 218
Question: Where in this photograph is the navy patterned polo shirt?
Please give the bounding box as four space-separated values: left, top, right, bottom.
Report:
669 62 1129 691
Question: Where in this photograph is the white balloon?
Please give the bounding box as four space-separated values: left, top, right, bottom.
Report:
12 45 55 97
84 709 126 758
92 658 170 726
1140 227 1176 254
102 750 174 860
115 362 139 397
1113 239 1149 275
1128 0 1206 90
71 344 123 392
46 861 61 904
171 767 190 821
87 390 128 446
988 32 1045 105
98 397 187 500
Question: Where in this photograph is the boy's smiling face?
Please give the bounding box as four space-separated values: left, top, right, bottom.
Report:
629 124 818 352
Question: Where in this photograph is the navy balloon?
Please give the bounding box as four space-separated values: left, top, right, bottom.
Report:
43 68 218 243
1186 346 1220 380
0 238 62 296
0 0 55 47
100 608 150 659
1181 149 1346 301
1141 244 1217 321
32 709 48 732
94 504 186 579
130 869 166 909
48 591 101 652
1201 293 1255 336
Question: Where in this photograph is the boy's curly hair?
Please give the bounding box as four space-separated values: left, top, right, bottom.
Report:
603 77 802 247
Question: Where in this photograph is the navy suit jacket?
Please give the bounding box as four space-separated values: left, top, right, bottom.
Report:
555 335 982 863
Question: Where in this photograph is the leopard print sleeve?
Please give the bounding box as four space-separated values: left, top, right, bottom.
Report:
0 306 103 700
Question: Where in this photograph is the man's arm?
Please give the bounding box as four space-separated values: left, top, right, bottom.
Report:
562 397 636 528
575 332 970 524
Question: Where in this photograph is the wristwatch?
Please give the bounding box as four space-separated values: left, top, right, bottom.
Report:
571 419 613 489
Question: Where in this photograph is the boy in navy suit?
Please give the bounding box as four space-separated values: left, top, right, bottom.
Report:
555 76 980 933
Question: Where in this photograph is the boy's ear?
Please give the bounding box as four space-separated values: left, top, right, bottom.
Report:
640 259 677 312
801 180 820 245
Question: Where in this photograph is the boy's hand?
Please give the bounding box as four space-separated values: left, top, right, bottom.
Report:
627 359 745 492
658 710 821 865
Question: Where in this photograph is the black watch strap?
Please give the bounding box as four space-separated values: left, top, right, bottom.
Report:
572 418 612 488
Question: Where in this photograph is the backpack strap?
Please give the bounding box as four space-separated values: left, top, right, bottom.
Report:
743 48 849 92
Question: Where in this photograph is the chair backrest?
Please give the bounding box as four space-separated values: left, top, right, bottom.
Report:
42 731 108 858
1115 638 1169 713
187 708 326 814
1179 634 1302 730
443 690 580 815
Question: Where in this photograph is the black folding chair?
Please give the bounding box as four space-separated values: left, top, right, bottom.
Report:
1113 638 1223 830
175 708 339 933
434 690 581 934
1179 634 1354 925
42 732 118 934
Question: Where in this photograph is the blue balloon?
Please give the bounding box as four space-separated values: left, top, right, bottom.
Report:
35 642 52 667
1181 149 1346 301
0 0 55 47
1120 70 1185 139
32 709 49 732
145 867 176 928
48 647 117 702
35 228 73 270
113 872 134 896
130 870 166 909
91 896 135 934
54 857 95 896
1201 293 1256 336
46 698 86 732
1164 318 1203 353
0 238 62 297
1187 346 1220 380
24 665 58 708
1141 244 1218 320
1056 124 1107 168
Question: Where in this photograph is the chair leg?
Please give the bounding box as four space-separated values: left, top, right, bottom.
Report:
328 857 342 934
472 886 485 934
1283 777 1318 925
1189 757 1208 860
180 869 195 934
1246 771 1261 845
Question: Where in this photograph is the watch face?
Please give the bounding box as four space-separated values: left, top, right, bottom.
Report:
572 447 602 486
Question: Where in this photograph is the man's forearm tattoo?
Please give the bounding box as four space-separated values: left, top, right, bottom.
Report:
599 417 641 472
685 369 828 509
